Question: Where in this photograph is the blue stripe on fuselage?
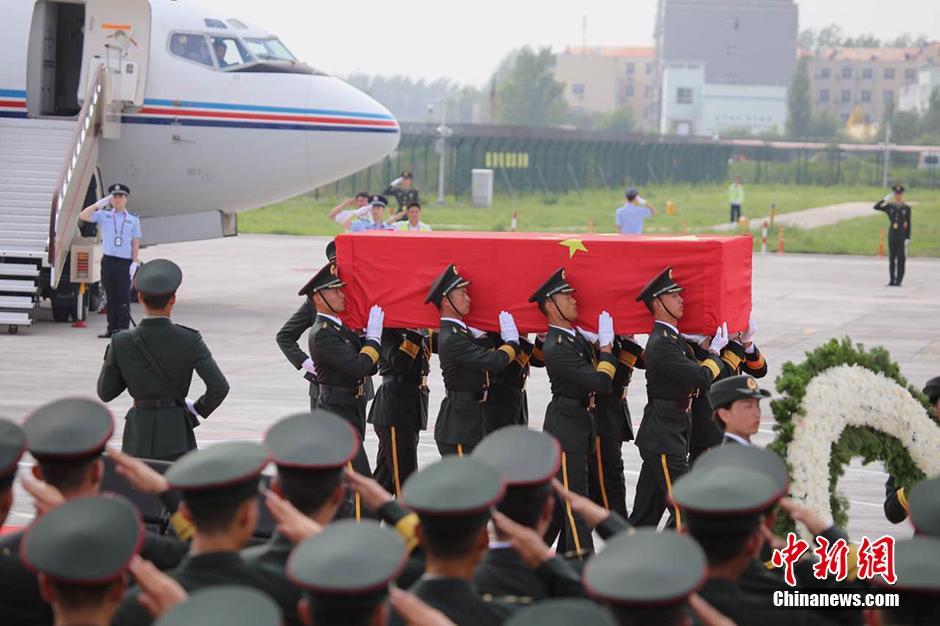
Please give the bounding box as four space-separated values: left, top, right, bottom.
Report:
121 115 399 133
142 98 395 121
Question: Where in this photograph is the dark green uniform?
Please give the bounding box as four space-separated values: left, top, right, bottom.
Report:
407 577 513 626
276 300 320 408
382 184 419 212
588 336 644 519
369 328 432 496
483 334 535 433
884 475 910 524
434 319 516 456
98 317 229 460
308 313 380 477
874 193 912 286
541 325 617 555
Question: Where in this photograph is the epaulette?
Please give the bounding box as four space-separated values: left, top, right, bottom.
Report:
175 324 200 334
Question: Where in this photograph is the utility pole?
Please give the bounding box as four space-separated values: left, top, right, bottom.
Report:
435 101 452 205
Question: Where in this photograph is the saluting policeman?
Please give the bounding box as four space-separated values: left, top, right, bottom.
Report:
78 183 141 338
383 170 420 215
425 263 520 456
97 259 229 461
529 267 618 557
301 261 384 478
629 266 728 530
874 183 913 286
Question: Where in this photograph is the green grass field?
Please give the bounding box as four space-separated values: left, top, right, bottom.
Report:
238 184 940 256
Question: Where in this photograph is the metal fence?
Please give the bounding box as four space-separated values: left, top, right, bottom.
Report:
323 124 940 200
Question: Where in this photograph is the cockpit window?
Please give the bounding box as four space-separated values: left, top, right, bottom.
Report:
242 37 296 62
210 37 251 69
226 18 249 29
204 18 227 29
168 33 214 67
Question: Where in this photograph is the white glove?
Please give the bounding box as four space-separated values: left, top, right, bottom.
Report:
743 316 757 344
366 305 384 341
184 397 200 418
498 311 519 344
535 332 547 342
576 326 598 344
129 262 138 279
390 176 403 187
94 194 112 209
597 311 614 347
467 326 487 339
301 357 316 375
709 322 729 354
353 205 373 218
883 193 894 203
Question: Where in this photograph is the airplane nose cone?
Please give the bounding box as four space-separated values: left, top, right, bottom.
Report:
306 77 400 187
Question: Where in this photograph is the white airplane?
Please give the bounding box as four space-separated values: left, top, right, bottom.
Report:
0 0 399 329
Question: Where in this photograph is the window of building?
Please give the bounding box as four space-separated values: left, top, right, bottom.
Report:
676 87 693 104
168 33 214 68
862 68 873 80
820 67 831 79
841 90 851 103
861 90 871 102
841 66 852 79
624 84 635 98
572 83 585 96
819 89 830 102
884 68 896 80
626 62 635 75
905 69 917 82
645 85 655 98
645 63 652 75
883 90 894 104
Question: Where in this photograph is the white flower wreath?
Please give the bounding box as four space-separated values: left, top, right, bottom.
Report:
787 364 940 540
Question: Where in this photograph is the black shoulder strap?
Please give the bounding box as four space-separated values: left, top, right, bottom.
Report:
130 335 185 406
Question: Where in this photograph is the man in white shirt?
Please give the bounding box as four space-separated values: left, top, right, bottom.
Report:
393 202 432 232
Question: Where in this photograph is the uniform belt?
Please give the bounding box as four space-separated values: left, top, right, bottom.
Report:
320 383 365 399
133 398 179 409
649 397 692 411
446 389 487 403
552 394 596 410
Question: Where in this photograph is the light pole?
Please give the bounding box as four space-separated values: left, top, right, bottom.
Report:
431 101 453 205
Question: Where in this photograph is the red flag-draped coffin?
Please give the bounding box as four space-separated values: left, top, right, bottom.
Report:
333 231 752 335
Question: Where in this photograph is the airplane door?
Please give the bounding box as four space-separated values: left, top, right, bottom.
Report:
78 0 151 107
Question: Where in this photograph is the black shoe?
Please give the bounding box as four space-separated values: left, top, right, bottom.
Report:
98 331 113 339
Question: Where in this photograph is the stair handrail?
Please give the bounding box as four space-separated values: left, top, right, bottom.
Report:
48 64 107 287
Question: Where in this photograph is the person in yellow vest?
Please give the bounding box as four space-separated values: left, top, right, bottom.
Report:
728 176 745 223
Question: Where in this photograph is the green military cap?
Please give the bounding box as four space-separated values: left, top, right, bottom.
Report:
287 519 406 595
23 397 113 459
635 266 683 304
21 495 142 582
401 170 413 179
298 262 345 297
892 183 905 194
585 529 706 606
0 419 26 480
923 376 940 403
325 239 337 263
707 374 771 411
155 586 282 626
133 259 183 295
527 267 575 306
473 426 560 486
909 476 940 537
693 444 789 494
424 263 470 307
166 441 269 494
504 599 617 626
872 536 940 592
672 465 781 515
264 411 359 469
402 456 505 516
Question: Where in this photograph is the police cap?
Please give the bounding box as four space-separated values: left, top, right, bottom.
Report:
165 441 269 506
369 194 388 208
504 599 617 626
402 457 504 516
892 184 905 194
108 183 130 196
707 374 771 411
133 259 183 296
425 263 470 307
693 444 789 494
325 239 337 263
473 426 560 487
672 464 781 515
22 495 143 583
528 267 575 306
0 420 26 482
264 411 359 470
298 263 345 297
635 266 683 305
156 586 282 626
23 397 113 460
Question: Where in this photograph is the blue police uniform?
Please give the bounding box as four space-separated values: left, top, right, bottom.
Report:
90 186 141 336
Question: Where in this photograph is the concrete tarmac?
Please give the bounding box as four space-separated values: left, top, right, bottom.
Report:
2 234 938 541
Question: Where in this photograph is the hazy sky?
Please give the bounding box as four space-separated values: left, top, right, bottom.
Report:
205 0 940 86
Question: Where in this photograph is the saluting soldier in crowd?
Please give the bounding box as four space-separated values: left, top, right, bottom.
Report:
630 266 727 529
78 183 142 338
384 170 420 215
529 267 618 556
368 326 433 496
874 183 912 286
275 240 337 408
300 261 384 479
97 259 229 461
425 263 520 456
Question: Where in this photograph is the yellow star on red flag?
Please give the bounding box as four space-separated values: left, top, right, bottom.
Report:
559 238 588 258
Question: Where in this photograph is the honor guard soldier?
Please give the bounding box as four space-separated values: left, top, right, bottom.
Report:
629 267 728 530
529 267 618 557
482 334 538 432
707 374 771 447
384 170 420 215
97 259 229 461
0 420 25 527
368 327 432 496
505 600 617 626
392 457 512 626
473 426 584 603
288 520 408 626
300 261 384 478
425 263 520 456
20 495 144 626
243 410 361 625
155 587 282 626
78 184 142 338
276 240 337 409
874 184 912 286
584 530 709 626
